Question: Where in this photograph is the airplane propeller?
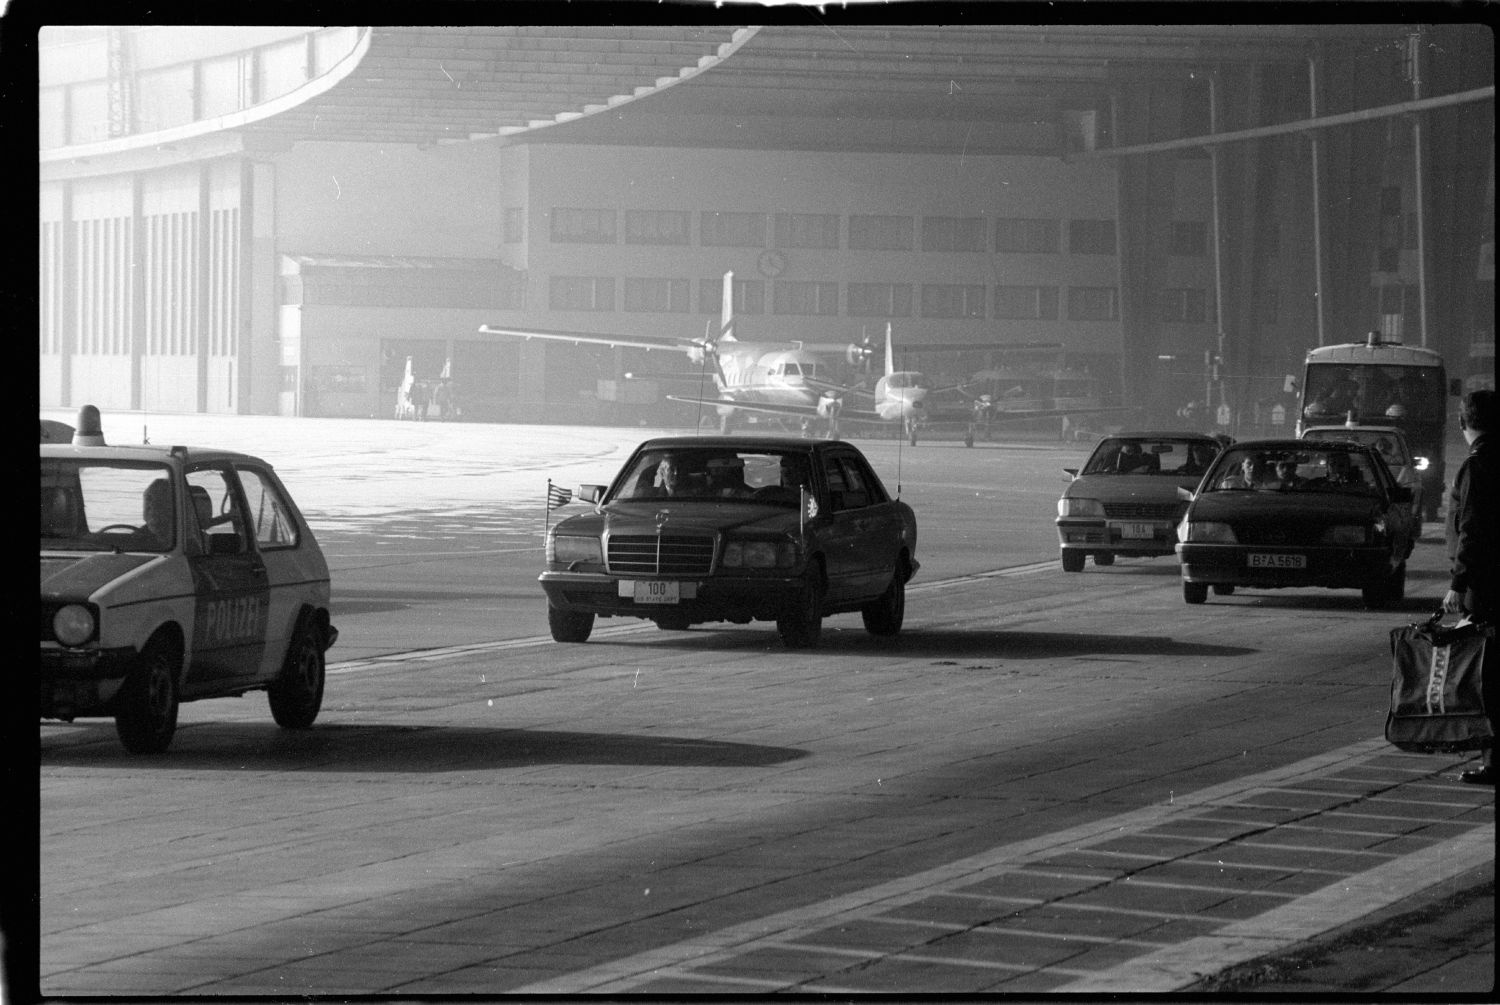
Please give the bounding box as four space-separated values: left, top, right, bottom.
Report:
845 331 876 370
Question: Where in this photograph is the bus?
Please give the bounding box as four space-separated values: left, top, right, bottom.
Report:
1296 331 1457 519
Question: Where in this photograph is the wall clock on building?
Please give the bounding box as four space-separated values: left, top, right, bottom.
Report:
757 250 786 278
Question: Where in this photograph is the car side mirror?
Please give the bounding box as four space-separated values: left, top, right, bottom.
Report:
579 484 605 504
1176 486 1195 501
207 533 244 556
1063 468 1078 480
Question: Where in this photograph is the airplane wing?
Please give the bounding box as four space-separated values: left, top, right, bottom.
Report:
477 323 710 355
922 403 1139 426
665 395 887 423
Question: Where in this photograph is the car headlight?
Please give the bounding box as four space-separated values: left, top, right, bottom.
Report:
1413 455 1430 472
548 533 602 564
1183 521 1237 543
53 604 96 647
1057 497 1105 518
1321 524 1369 545
722 539 798 569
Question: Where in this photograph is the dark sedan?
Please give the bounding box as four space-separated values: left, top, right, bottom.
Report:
540 436 918 648
1055 431 1224 572
1174 438 1417 608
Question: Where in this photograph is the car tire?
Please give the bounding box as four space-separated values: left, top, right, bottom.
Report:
655 615 691 631
1362 562 1406 610
269 621 325 729
1212 583 1236 596
777 569 824 649
861 558 907 637
114 634 180 754
1061 550 1086 573
548 605 594 643
1183 581 1209 605
1094 552 1115 567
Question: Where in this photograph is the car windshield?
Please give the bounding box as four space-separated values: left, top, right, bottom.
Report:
1204 446 1379 495
41 459 176 552
1082 438 1219 477
1306 430 1410 468
611 448 812 505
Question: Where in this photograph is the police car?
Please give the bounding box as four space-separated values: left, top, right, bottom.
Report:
41 407 337 752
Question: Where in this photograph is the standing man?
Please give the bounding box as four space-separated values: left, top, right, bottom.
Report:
1444 389 1498 784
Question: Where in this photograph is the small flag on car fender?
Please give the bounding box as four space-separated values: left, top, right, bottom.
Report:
547 481 572 509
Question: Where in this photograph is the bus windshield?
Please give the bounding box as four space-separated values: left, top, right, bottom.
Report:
1300 363 1445 424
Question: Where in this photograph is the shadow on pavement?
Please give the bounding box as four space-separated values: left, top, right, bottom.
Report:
39 723 809 771
636 627 1256 660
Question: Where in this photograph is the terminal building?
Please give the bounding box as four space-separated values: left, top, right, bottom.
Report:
37 24 1494 431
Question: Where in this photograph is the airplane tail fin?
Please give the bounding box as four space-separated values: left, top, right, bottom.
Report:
717 271 736 343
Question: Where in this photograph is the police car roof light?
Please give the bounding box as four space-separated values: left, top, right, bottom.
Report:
72 405 106 446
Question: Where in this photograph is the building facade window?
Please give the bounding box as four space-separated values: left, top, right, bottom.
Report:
503 207 525 244
1068 218 1117 255
1068 286 1120 321
550 208 616 244
624 209 691 246
773 213 840 249
1170 221 1207 256
700 211 767 247
920 283 986 319
993 284 1060 320
847 282 914 317
772 280 839 316
700 276 765 315
549 275 615 311
624 277 691 313
1157 288 1211 323
848 214 915 251
921 216 987 253
994 217 1060 253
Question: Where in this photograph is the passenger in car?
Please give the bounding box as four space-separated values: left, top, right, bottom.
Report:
142 479 174 546
1218 454 1271 490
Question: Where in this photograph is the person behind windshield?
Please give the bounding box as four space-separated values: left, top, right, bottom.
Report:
1308 371 1359 417
1218 453 1269 490
1270 458 1303 490
1323 451 1366 487
1181 441 1217 475
707 456 751 498
1115 442 1148 473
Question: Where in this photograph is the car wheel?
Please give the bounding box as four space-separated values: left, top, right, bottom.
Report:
114 634 180 754
1363 562 1406 610
655 614 691 631
1061 550 1086 573
1094 552 1115 567
269 621 325 729
777 569 824 649
1212 583 1235 596
1183 581 1209 605
861 558 907 637
548 604 594 643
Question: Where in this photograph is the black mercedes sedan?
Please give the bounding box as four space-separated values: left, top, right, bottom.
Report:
1174 438 1417 609
540 436 918 648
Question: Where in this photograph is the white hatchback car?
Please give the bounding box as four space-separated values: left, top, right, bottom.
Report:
41 408 337 752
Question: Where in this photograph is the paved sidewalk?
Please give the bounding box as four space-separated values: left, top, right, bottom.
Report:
1188 860 1494 994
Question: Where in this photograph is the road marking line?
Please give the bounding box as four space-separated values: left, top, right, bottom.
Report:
513 738 1477 994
